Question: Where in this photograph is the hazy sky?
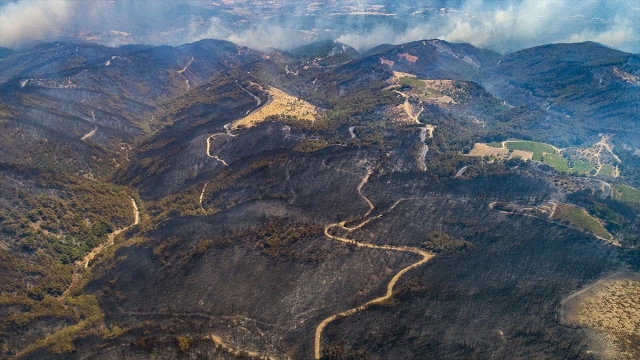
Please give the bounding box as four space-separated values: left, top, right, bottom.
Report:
0 0 638 54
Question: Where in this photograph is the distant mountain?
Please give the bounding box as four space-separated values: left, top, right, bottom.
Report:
286 40 359 65
364 39 500 80
479 41 640 145
0 47 14 59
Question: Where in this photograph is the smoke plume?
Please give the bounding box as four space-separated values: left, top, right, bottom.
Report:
0 0 638 54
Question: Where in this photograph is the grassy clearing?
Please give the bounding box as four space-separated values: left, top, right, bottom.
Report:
506 141 556 160
570 159 596 175
564 278 640 358
400 77 426 88
542 157 597 176
553 204 611 240
542 153 570 172
612 184 640 205
486 141 503 148
599 164 616 177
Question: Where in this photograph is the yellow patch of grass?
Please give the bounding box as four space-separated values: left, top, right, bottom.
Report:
562 276 640 358
232 84 318 130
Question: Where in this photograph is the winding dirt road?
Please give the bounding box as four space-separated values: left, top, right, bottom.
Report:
236 80 262 107
206 133 230 166
348 126 357 139
393 90 423 124
60 197 140 299
391 89 434 170
81 126 97 141
313 169 434 359
83 197 139 268
597 134 621 163
82 111 98 140
177 55 194 74
199 183 208 210
455 166 468 177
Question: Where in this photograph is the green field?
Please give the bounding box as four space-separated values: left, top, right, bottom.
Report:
570 159 596 175
612 184 640 205
400 77 426 88
506 141 556 161
542 153 569 172
553 204 611 240
486 141 503 148
599 164 616 177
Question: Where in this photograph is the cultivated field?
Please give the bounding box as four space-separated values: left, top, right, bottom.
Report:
467 143 532 160
506 141 557 160
468 143 509 157
551 203 612 241
470 140 596 174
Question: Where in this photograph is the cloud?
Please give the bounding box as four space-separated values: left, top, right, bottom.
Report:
0 0 638 54
0 0 72 47
185 17 321 51
336 0 640 54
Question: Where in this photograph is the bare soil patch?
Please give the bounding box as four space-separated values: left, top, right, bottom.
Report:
468 143 509 157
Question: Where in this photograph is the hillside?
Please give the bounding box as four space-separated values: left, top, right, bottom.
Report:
1 39 640 360
479 42 640 145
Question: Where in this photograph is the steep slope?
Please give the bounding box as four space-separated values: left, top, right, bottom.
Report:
366 39 500 80
0 40 264 176
286 40 360 66
480 42 640 145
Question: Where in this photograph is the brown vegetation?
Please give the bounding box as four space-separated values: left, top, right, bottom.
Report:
232 84 319 130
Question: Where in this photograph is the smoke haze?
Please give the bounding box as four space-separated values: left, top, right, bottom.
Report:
0 0 638 54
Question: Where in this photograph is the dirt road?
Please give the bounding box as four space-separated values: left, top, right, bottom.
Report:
206 133 230 166
314 169 434 359
83 197 139 268
60 196 140 299
177 55 194 74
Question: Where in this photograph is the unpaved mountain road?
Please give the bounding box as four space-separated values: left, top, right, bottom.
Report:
83 197 139 268
59 197 139 297
206 133 230 166
313 168 434 359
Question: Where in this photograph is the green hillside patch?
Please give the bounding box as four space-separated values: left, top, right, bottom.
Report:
612 184 640 205
541 155 596 176
486 141 503 148
542 153 570 172
570 159 596 175
400 77 426 88
599 164 616 177
506 141 556 161
552 203 611 240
